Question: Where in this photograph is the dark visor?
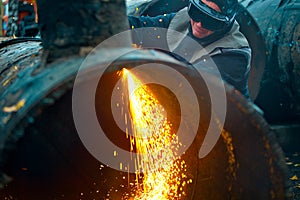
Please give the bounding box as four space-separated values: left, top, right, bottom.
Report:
188 0 235 31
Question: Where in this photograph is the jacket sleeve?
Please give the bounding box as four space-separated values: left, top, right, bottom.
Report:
193 47 251 100
128 13 176 29
128 14 176 48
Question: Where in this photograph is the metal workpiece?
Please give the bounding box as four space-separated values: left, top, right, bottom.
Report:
0 37 289 199
242 0 300 123
0 0 294 199
36 0 129 62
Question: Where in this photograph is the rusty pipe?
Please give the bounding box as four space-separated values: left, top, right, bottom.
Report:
0 0 290 199
0 39 289 199
36 0 129 62
242 0 300 123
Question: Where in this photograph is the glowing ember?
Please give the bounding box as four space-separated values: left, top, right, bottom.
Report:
122 68 189 199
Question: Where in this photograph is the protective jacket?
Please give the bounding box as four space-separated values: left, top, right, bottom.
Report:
128 7 251 99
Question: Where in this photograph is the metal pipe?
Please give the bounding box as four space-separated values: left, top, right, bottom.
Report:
242 0 300 123
36 0 129 62
0 0 291 199
0 39 289 199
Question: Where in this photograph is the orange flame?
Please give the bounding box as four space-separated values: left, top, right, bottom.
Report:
122 68 190 199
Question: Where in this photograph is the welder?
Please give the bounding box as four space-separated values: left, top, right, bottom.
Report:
128 0 251 100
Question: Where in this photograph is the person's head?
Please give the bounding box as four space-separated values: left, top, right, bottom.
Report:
188 0 238 39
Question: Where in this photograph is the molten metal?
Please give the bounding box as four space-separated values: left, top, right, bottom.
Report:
122 68 191 199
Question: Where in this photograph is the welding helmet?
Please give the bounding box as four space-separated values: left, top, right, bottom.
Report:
188 0 238 31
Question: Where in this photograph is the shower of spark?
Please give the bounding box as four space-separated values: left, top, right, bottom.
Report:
121 68 191 199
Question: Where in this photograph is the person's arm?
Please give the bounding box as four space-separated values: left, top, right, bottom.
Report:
193 47 251 100
128 13 176 29
128 13 176 48
213 50 250 99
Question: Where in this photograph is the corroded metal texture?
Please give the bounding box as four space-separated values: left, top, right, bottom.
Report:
0 0 293 199
0 38 43 188
36 0 129 62
0 40 289 199
242 0 300 123
6 0 19 37
0 38 42 126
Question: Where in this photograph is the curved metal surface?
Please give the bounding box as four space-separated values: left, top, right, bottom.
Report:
0 40 289 199
243 0 300 123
